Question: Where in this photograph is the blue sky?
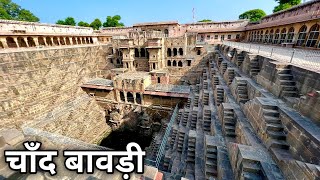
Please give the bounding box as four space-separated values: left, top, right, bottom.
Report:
14 0 279 26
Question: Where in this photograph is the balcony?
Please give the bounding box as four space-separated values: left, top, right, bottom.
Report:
146 40 161 48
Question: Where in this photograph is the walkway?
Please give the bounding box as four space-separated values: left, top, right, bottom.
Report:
223 41 320 72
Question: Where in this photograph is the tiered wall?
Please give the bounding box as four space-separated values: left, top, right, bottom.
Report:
0 45 114 143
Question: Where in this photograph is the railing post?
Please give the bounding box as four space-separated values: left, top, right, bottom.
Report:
290 49 295 63
270 48 274 57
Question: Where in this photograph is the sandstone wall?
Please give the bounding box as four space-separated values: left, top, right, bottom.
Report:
0 45 114 143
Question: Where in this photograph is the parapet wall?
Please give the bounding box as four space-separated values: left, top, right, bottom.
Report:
0 45 114 143
0 19 93 35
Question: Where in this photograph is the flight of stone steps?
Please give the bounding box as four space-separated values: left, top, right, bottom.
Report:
158 46 320 179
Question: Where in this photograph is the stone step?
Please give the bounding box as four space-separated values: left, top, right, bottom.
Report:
242 161 261 173
281 90 298 97
267 130 287 140
266 123 284 132
280 80 295 86
224 120 236 126
264 115 281 123
206 159 218 166
268 139 290 150
226 131 236 137
225 125 235 131
205 167 218 177
281 85 297 91
242 172 262 180
278 74 293 80
262 109 279 117
251 69 260 72
277 68 291 74
206 153 217 159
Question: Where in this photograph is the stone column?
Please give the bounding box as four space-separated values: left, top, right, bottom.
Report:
133 93 137 104
124 91 128 103
69 37 73 45
23 37 30 47
140 93 144 105
13 37 19 48
0 38 8 48
63 37 67 45
34 38 40 47
115 90 121 102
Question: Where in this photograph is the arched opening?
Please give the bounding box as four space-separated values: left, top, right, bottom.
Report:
306 24 319 47
296 25 308 46
173 60 177 66
38 37 45 46
126 62 129 68
59 37 65 45
53 37 59 45
86 37 90 44
287 27 295 43
260 30 263 41
167 60 171 66
197 49 201 55
273 29 280 44
179 48 183 56
135 48 139 57
187 60 191 66
117 59 120 64
164 29 169 37
72 37 77 44
66 37 71 45
120 91 125 102
167 48 172 57
269 30 274 43
46 37 52 46
157 77 161 83
146 50 149 58
17 37 27 47
280 28 287 44
153 63 156 70
264 30 269 43
178 61 183 67
256 31 260 42
173 48 177 56
140 48 146 57
90 37 93 44
6 37 17 48
27 37 36 47
136 93 141 104
127 92 134 103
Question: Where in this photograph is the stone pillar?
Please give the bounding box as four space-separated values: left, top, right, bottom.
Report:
13 37 19 48
133 93 137 104
23 37 30 47
69 37 73 45
115 90 121 102
63 37 67 45
140 93 144 105
0 38 8 48
124 91 128 103
34 38 39 47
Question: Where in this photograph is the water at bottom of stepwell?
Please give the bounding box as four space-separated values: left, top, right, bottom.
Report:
99 130 153 151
